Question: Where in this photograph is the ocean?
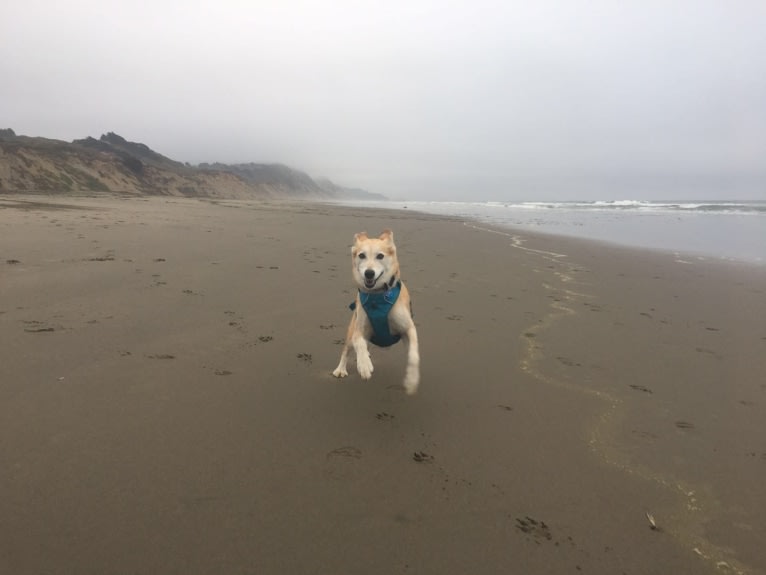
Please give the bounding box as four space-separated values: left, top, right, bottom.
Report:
334 199 766 266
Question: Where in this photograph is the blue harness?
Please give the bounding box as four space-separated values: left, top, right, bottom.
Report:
349 281 402 347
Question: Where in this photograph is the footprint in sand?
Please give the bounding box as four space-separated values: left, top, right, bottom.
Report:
557 356 581 367
23 320 56 333
632 430 658 440
325 446 363 480
386 384 406 392
412 451 434 463
695 347 722 360
515 516 553 542
87 255 115 262
629 384 653 394
376 412 395 421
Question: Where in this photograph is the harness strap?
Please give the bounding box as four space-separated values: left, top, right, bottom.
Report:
349 280 402 347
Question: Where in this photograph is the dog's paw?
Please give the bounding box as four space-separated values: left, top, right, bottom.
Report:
357 357 374 380
358 365 374 380
403 369 420 395
332 367 348 378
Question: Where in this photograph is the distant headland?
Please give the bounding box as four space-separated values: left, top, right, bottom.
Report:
0 129 385 201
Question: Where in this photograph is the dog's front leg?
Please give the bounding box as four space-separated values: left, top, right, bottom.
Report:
353 332 374 380
348 303 374 380
332 342 350 378
333 313 356 378
402 324 420 395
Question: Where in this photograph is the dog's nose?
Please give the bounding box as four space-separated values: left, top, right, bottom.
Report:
364 269 375 279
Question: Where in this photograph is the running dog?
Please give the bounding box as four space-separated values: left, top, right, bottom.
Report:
332 230 420 394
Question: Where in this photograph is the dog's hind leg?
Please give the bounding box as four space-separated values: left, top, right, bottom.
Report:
402 325 420 395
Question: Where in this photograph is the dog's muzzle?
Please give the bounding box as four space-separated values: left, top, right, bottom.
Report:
364 269 380 289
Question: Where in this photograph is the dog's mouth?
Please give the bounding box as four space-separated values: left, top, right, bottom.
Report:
363 271 383 289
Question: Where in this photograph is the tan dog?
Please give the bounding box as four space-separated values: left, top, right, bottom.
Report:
332 230 420 394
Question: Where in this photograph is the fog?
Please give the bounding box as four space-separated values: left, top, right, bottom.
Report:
3 0 765 200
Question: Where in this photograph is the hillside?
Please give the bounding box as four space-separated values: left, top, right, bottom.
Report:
0 129 384 200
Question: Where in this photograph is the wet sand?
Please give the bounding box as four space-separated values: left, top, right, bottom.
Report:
1 194 764 574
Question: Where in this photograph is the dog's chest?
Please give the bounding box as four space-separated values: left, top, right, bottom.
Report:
352 283 402 347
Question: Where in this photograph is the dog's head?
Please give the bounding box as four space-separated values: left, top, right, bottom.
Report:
351 229 400 292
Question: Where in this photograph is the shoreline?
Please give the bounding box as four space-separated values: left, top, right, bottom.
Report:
491 220 766 573
2 194 764 574
324 198 766 267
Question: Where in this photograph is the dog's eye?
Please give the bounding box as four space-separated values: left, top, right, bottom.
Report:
376 253 384 260
358 253 366 260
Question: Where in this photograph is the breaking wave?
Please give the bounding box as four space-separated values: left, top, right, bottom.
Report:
460 200 766 216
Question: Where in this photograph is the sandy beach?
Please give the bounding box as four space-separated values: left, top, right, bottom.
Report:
1 194 764 575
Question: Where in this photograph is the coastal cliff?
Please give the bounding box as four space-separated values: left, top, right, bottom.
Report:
0 129 384 200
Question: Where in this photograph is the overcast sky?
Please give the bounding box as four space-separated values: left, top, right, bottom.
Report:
3 1 765 200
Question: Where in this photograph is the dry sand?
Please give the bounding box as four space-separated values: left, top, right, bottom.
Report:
1 194 764 574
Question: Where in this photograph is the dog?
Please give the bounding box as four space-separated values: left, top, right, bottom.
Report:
332 229 420 395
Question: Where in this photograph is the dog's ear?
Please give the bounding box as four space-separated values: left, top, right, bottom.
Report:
354 232 368 243
379 229 394 243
